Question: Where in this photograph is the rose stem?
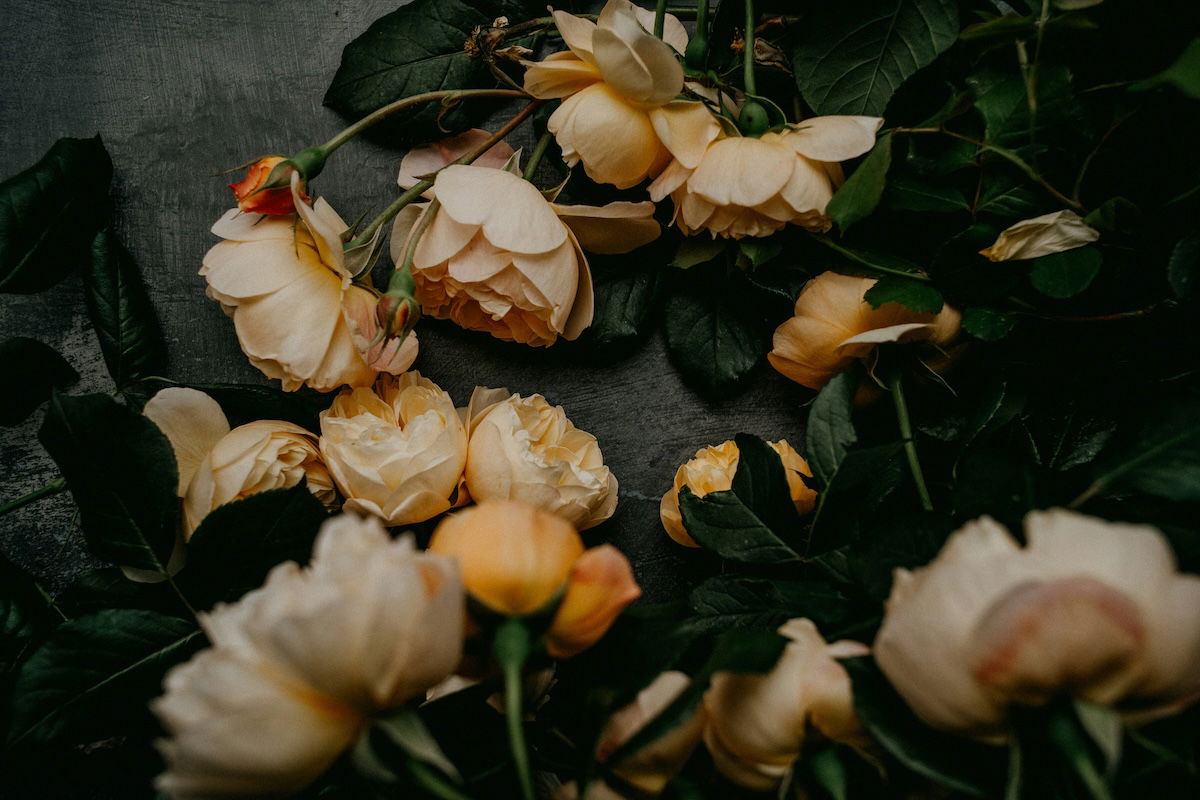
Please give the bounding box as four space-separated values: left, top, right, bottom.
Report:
522 131 555 181
654 0 668 37
888 370 934 512
494 618 535 800
0 476 67 516
743 0 757 96
406 759 474 800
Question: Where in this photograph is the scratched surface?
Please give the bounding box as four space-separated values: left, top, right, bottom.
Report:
0 0 808 603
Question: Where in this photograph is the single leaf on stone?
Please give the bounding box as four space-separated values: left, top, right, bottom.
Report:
664 280 770 398
805 371 858 488
0 337 78 427
86 229 167 390
828 132 893 232
0 136 112 294
1030 246 1102 299
789 0 959 116
962 307 1016 341
864 278 945 314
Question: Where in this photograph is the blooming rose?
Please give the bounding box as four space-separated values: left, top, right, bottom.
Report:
430 500 639 654
227 155 304 216
153 514 464 799
203 177 417 391
463 387 618 529
768 271 962 390
318 371 468 526
391 163 658 347
144 387 334 537
704 619 870 790
523 0 721 189
875 510 1200 740
649 116 883 238
979 209 1100 262
660 439 817 547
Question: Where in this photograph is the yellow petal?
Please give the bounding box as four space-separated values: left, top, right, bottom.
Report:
143 388 231 495
593 2 684 107
523 53 603 98
649 102 722 169
784 116 884 162
552 8 598 64
562 231 595 341
550 83 669 189
433 165 567 255
687 137 793 207
624 0 689 53
550 201 660 254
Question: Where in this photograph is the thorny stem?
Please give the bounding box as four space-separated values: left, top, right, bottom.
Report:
888 370 934 512
0 476 67 516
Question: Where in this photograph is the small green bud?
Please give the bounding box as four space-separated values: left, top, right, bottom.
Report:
737 100 771 137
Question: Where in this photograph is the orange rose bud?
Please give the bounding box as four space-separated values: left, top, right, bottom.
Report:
228 156 305 215
545 544 641 658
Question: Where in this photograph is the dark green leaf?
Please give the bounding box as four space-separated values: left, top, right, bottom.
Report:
789 0 959 116
0 337 77 427
38 393 179 572
805 371 858 488
0 136 112 294
864 277 945 313
808 443 905 555
663 280 769 398
1130 38 1200 99
1084 391 1200 503
828 132 893 231
581 251 664 362
134 378 326 431
976 176 1041 219
962 307 1016 341
1021 397 1116 471
959 13 1036 42
883 175 969 214
8 609 202 746
86 229 167 390
738 237 784 269
968 66 1075 146
0 555 55 679
180 485 329 610
671 237 725 269
1167 234 1200 300
55 568 176 618
1030 246 1102 299
678 486 801 565
729 433 804 541
688 576 852 633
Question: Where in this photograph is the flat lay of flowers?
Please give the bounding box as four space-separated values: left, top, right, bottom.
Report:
2 0 1199 798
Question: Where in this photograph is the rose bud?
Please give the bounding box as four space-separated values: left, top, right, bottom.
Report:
318 372 468 526
227 155 307 216
544 544 641 658
463 387 618 530
339 288 419 375
660 438 817 548
767 271 962 391
153 514 464 799
704 619 870 791
875 510 1200 740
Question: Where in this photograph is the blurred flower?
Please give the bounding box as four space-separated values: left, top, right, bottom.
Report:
523 0 721 188
144 387 334 537
154 514 464 799
463 387 618 529
649 116 883 238
660 439 817 547
979 210 1100 262
704 619 870 790
319 372 468 526
545 544 641 657
227 155 304 216
875 509 1200 740
768 271 961 390
203 176 415 391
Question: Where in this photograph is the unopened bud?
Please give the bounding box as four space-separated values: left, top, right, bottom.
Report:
375 292 420 341
737 100 771 138
228 156 302 215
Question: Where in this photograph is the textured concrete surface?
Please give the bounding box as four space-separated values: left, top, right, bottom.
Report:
0 0 808 602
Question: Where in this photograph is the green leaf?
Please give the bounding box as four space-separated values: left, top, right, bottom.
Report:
678 487 801 564
371 709 461 783
959 13 1036 42
8 609 202 747
883 175 969 214
1130 38 1200 100
844 656 1006 797
323 0 536 146
180 485 329 610
38 393 179 573
976 176 1041 219
0 555 55 679
1021 396 1116 471
1167 234 1200 300
581 251 664 363
1083 391 1200 503
729 433 804 540
0 136 112 294
133 378 326 431
1030 246 1102 299
671 237 725 269
663 279 769 398
828 132 893 232
968 66 1075 146
962 307 1016 341
688 576 852 633
738 237 784 269
0 337 77 427
85 229 167 390
805 371 858 488
789 0 959 116
864 277 945 313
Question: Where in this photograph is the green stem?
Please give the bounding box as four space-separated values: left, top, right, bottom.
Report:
743 0 757 96
407 759 474 800
522 131 554 181
167 573 198 619
888 370 933 512
684 0 712 69
813 235 933 282
494 618 534 800
399 198 440 275
654 0 668 38
0 476 67 516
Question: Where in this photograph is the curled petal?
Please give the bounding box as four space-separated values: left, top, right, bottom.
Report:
784 116 884 162
550 201 660 254
552 8 598 64
650 101 722 169
979 210 1100 262
434 165 567 255
592 2 684 107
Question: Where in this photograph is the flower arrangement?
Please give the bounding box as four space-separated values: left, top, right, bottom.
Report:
2 0 1200 798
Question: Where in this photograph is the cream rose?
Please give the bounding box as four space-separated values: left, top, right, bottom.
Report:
202 177 416 392
649 116 883 238
660 439 817 547
875 510 1200 740
153 514 464 799
318 371 468 526
768 271 962 391
463 387 618 529
144 387 334 537
704 619 870 790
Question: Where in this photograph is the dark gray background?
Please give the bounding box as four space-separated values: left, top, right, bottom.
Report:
0 0 807 601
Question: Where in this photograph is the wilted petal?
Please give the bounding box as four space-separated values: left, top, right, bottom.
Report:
551 201 660 254
979 210 1100 261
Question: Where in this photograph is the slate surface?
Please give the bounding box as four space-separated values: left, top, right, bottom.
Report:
0 0 810 603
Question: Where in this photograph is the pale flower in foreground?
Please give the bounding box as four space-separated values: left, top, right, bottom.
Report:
202 177 416 392
875 509 1200 740
649 116 883 238
153 514 464 799
555 671 703 799
979 210 1100 262
319 371 467 526
391 164 658 347
463 387 618 529
660 439 817 547
768 271 962 391
523 0 721 189
144 387 335 537
704 619 870 790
